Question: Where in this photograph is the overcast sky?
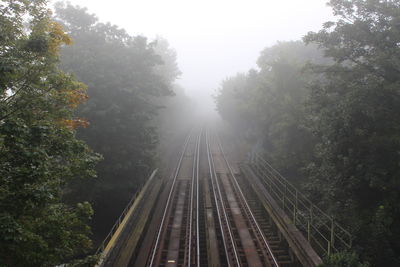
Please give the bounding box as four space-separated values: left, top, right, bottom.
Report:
51 0 334 109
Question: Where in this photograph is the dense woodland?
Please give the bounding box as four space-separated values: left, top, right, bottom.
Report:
0 0 187 266
0 0 399 266
54 3 184 243
216 0 400 266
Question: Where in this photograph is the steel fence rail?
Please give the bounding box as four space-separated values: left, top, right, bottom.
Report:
95 169 158 258
248 152 352 257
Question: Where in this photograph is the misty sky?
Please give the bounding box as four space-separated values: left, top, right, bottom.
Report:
51 0 334 109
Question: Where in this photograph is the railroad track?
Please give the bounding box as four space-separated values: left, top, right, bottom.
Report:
144 128 280 267
205 130 279 267
147 129 202 267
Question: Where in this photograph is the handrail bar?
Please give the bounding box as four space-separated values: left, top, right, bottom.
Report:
249 152 352 256
96 169 158 256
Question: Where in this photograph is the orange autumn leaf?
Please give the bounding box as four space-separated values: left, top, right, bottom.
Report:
65 89 89 108
60 118 90 129
48 21 73 55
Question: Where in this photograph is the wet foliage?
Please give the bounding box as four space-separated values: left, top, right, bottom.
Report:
1 0 399 266
54 3 183 245
215 1 400 265
0 1 100 266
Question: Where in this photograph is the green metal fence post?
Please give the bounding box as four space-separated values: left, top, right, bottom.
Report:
327 241 331 256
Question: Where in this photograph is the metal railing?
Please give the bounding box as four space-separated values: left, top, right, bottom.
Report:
248 152 352 257
95 169 158 255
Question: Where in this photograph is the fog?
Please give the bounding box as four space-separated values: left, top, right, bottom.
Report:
50 0 333 113
4 2 399 265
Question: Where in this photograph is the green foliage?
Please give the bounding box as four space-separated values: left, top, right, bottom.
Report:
152 37 182 86
216 72 255 132
216 41 325 181
0 0 100 266
216 1 400 265
54 2 178 241
320 252 369 267
150 37 192 138
67 254 100 267
304 0 400 265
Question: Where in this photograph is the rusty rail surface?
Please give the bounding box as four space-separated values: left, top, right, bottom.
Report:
217 135 279 267
206 130 241 267
147 129 202 266
206 130 280 267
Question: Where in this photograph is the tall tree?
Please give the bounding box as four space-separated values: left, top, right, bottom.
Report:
254 41 326 179
0 1 99 266
216 41 325 181
152 36 181 86
304 0 400 265
54 2 175 241
150 37 190 136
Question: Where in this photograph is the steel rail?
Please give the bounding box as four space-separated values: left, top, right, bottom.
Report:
195 129 201 266
216 133 280 267
188 136 195 266
188 130 202 266
206 130 241 267
148 130 193 267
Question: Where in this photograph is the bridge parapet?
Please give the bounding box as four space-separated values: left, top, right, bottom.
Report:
96 169 160 267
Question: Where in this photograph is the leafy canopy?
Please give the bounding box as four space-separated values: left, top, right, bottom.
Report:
0 1 100 266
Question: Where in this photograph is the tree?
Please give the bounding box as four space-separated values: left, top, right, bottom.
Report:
215 41 325 182
304 0 400 265
321 252 369 267
216 72 255 132
54 2 176 241
150 36 190 136
0 1 99 266
254 41 326 180
152 36 182 86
